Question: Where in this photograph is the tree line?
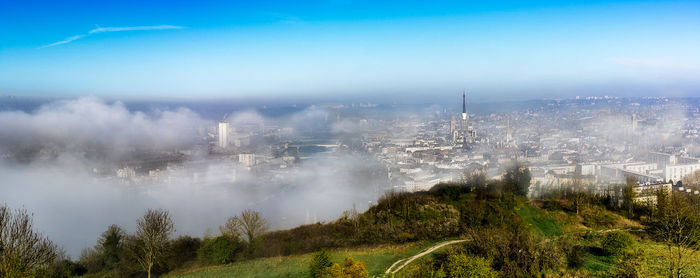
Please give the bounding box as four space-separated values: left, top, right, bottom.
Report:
0 206 271 277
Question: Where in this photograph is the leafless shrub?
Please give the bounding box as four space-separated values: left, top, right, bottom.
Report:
0 204 58 276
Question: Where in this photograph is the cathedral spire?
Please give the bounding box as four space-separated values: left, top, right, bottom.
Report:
461 91 467 120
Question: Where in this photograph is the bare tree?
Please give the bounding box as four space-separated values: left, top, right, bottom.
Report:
225 209 269 245
135 209 174 278
220 217 241 241
569 174 588 215
0 204 57 276
651 193 700 278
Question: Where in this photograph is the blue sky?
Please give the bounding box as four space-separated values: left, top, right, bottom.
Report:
0 0 699 101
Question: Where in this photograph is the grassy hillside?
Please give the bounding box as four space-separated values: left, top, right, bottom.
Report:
516 203 563 237
165 241 434 278
70 171 699 278
166 196 699 278
575 240 700 277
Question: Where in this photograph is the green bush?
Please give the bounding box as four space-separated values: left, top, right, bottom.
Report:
339 257 368 278
557 234 585 269
167 236 202 268
309 250 333 277
98 225 125 270
429 183 470 202
197 236 243 265
502 163 531 197
601 231 635 256
404 261 447 278
41 259 88 278
607 250 649 277
445 254 497 278
78 247 105 274
565 245 586 268
464 218 564 276
581 206 617 228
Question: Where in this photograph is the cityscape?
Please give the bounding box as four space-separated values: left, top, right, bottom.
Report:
94 95 700 198
1 0 700 277
6 94 699 228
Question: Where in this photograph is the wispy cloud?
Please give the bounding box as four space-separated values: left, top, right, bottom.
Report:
88 25 183 34
39 25 184 49
38 35 86 49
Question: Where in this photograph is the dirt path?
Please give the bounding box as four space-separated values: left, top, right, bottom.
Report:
384 228 642 275
385 239 468 275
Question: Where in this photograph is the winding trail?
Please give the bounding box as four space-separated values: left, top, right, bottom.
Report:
385 239 468 275
383 228 643 275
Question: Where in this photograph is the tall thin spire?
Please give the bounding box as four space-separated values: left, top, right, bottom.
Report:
461 91 467 121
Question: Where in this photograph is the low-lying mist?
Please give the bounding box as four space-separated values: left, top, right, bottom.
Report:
0 98 387 258
3 96 696 258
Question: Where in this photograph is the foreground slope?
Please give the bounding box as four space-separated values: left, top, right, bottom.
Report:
165 178 699 277
165 241 435 277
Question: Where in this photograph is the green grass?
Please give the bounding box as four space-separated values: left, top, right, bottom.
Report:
575 240 700 277
517 203 563 237
581 253 614 274
643 242 700 277
393 245 453 277
80 270 119 278
165 241 434 278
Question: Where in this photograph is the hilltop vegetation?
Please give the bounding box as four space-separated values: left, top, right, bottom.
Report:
164 242 433 278
169 165 700 278
3 164 700 277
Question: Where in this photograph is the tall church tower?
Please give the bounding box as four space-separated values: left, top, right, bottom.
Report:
462 92 467 121
459 91 476 147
